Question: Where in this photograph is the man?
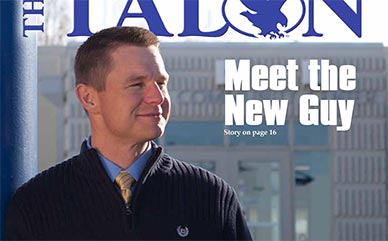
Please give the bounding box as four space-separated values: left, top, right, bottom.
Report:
5 27 252 240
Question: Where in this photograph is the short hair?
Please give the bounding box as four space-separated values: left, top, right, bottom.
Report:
74 26 160 91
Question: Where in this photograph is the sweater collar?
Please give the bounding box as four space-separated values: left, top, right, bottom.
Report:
84 137 151 182
76 140 172 183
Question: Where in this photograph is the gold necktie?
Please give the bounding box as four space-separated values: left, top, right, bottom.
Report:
115 170 135 204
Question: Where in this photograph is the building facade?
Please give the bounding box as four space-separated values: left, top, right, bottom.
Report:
38 42 388 241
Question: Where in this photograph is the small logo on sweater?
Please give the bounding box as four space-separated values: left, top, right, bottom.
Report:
176 225 189 238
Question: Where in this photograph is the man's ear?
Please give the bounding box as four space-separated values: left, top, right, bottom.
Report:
75 84 99 114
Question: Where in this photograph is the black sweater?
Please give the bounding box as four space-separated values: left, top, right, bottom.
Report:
5 143 252 240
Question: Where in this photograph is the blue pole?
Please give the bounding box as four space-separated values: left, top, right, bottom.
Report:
0 0 38 238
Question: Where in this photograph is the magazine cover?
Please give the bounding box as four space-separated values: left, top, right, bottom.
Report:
1 0 387 240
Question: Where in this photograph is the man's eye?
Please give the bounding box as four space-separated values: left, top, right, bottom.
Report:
128 83 143 88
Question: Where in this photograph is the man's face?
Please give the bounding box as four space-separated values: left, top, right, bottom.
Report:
95 45 170 144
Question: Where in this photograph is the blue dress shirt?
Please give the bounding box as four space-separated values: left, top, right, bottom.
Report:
86 137 151 189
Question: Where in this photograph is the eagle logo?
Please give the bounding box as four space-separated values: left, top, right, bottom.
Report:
222 0 306 40
240 0 288 39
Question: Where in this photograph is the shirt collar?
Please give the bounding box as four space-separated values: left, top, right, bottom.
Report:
86 136 152 182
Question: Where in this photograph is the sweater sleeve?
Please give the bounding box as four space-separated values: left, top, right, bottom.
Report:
224 190 253 240
234 203 253 240
4 199 33 240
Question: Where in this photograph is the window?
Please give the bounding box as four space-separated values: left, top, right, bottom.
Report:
293 151 330 241
294 123 328 146
238 161 280 241
164 121 224 146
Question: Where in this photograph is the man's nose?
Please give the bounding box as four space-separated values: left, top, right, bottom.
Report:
145 82 164 105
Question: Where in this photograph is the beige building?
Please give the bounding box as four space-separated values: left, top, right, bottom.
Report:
38 42 388 241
